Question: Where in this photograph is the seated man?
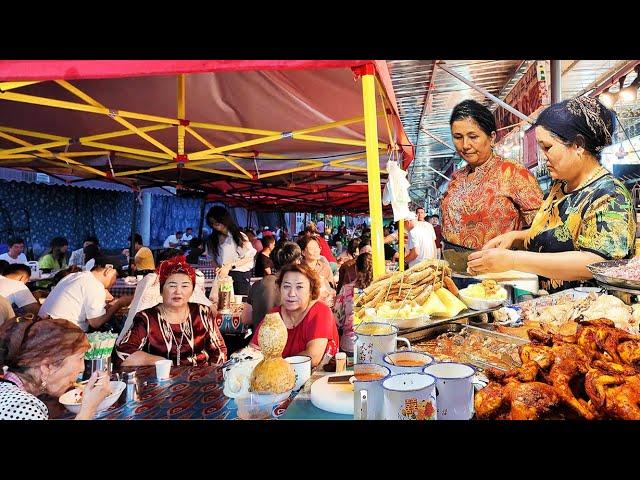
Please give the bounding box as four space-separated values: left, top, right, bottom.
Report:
0 238 28 265
0 263 40 316
163 231 184 248
69 235 99 267
39 257 132 332
182 227 194 242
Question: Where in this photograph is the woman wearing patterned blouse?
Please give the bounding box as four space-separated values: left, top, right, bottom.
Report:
115 256 227 367
441 100 543 251
468 97 636 293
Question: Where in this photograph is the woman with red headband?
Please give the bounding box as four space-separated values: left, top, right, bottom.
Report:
114 256 227 367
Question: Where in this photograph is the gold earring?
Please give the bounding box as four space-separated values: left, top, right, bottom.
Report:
39 378 48 393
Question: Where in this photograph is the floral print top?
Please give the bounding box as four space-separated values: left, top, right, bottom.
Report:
524 173 636 293
441 155 543 250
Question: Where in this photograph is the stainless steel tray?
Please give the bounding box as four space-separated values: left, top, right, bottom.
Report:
398 307 499 336
587 259 640 290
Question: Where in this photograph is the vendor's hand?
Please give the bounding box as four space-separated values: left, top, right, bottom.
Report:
467 248 515 275
118 295 134 307
482 231 522 250
216 264 231 278
77 371 112 419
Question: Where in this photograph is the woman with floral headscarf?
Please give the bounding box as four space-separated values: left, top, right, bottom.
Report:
114 256 227 367
468 97 636 293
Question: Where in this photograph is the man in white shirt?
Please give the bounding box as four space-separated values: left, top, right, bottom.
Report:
404 212 437 268
39 259 132 331
316 218 325 234
182 227 194 242
163 231 184 248
0 264 39 316
0 238 28 264
69 235 99 267
416 207 428 225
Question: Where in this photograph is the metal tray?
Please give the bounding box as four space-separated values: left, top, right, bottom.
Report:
587 259 640 290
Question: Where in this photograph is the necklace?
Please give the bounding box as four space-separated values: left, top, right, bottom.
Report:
567 165 606 192
160 306 191 366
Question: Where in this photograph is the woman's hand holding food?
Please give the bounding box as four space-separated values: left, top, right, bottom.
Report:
76 370 112 420
482 230 526 250
467 248 516 275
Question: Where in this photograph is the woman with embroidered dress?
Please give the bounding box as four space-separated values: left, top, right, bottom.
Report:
441 100 544 253
468 97 636 293
114 256 227 367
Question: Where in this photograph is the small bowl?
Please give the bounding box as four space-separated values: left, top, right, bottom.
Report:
59 381 126 415
235 390 292 419
458 287 507 310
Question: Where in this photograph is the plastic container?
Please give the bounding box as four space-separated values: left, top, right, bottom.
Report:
59 381 126 415
458 287 507 310
235 390 291 419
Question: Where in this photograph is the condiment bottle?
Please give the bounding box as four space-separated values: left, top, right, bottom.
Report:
123 371 140 402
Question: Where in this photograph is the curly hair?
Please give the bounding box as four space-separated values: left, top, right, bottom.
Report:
276 263 321 301
0 316 89 385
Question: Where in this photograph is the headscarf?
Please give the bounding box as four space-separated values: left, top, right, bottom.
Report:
135 246 155 271
157 256 196 290
535 96 614 155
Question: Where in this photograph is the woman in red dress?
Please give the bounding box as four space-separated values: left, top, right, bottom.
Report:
115 256 227 367
251 263 339 368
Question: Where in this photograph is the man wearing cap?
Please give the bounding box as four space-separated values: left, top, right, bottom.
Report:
39 257 133 332
404 211 437 268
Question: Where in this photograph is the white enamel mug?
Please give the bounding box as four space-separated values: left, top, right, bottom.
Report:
354 322 411 365
383 351 434 375
383 373 437 420
285 355 312 390
423 362 475 420
351 363 391 420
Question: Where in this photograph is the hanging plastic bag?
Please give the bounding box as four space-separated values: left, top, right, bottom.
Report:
383 159 411 222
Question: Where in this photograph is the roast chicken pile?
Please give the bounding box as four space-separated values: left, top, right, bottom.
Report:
475 319 640 420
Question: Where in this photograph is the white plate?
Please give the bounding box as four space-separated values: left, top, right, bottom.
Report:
310 371 354 415
59 381 126 414
459 287 507 310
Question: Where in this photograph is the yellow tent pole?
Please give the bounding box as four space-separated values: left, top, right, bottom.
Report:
257 161 324 179
0 151 110 160
185 126 253 178
81 125 172 143
55 80 176 158
361 66 385 278
183 164 253 179
81 141 173 160
188 133 286 160
293 133 387 149
0 91 181 126
0 131 107 177
177 75 186 156
398 220 405 272
1 140 69 156
0 126 68 141
0 81 42 91
114 163 177 177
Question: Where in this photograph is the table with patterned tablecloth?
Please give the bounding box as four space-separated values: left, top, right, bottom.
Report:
48 365 296 420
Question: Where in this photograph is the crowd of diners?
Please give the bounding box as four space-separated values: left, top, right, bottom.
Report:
1 95 634 420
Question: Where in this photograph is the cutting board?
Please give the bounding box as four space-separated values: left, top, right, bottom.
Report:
310 371 354 415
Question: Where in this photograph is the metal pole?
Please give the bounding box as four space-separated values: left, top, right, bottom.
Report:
420 127 456 152
438 63 535 125
398 219 405 272
550 60 562 104
198 197 207 238
129 190 138 272
361 67 385 278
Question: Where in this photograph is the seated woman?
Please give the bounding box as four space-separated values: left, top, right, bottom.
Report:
114 256 227 367
333 252 372 353
250 263 339 368
0 316 112 420
336 238 361 293
298 235 336 308
468 97 636 293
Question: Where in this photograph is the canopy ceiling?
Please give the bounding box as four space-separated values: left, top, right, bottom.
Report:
0 60 413 214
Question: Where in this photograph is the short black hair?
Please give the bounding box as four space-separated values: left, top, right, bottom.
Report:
84 235 100 245
416 207 425 212
429 214 440 220
450 99 497 137
128 234 143 245
157 248 182 263
186 227 193 232
176 231 183 236
50 236 68 248
189 237 203 248
7 237 24 247
2 263 31 277
261 236 275 249
91 256 124 277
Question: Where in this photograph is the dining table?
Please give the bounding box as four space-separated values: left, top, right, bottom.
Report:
47 364 352 420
